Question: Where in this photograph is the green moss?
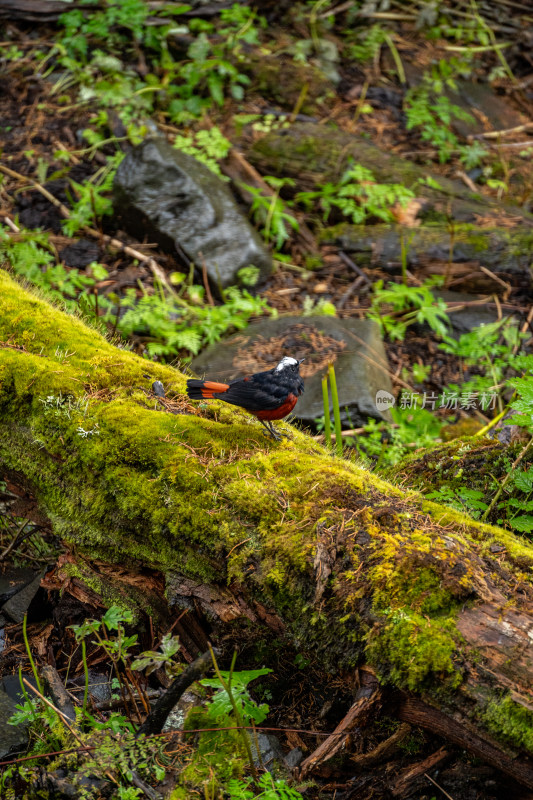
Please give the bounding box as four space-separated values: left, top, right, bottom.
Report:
484 694 533 754
180 707 246 790
366 608 463 691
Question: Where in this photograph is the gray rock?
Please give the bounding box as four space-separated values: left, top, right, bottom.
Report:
436 289 514 336
0 567 36 604
191 316 393 427
0 685 27 759
249 732 287 773
330 224 533 286
113 138 272 291
285 747 304 768
2 572 44 623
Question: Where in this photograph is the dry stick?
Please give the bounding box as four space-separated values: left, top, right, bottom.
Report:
22 677 82 744
424 771 456 800
299 689 381 778
0 519 32 561
470 121 533 140
512 303 533 356
0 163 176 295
136 649 214 737
479 266 512 298
481 436 533 522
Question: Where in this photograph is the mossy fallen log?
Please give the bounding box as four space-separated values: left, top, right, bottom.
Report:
2 269 533 784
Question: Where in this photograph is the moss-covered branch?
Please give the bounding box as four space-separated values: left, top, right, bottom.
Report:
2 269 533 780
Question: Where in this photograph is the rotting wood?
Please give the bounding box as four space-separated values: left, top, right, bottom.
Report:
389 746 450 797
349 722 411 769
398 696 533 790
298 672 381 778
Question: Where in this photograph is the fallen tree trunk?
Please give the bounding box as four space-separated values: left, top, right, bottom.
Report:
2 269 533 785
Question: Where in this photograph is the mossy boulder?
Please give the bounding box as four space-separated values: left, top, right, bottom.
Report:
248 123 533 225
324 223 533 290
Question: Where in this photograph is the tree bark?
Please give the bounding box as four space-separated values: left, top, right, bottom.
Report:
2 269 533 785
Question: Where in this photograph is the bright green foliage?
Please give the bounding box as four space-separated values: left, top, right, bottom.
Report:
200 668 271 726
226 773 302 800
1 221 271 359
180 666 271 791
63 152 124 236
58 2 262 124
173 128 232 176
71 605 138 665
344 24 388 62
111 283 272 358
355 406 443 469
0 226 109 310
425 486 488 520
296 162 415 225
245 177 299 249
59 0 151 58
404 57 476 164
440 318 527 396
457 140 489 169
369 279 449 341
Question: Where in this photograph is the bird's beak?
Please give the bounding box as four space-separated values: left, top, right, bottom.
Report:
298 358 305 364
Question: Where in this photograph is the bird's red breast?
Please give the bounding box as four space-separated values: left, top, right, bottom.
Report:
254 393 298 421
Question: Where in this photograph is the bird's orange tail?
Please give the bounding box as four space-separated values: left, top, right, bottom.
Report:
186 379 229 400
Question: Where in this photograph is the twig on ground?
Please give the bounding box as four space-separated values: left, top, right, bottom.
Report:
0 163 177 295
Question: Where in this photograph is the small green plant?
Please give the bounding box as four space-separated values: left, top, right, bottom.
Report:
63 152 124 236
369 279 449 341
425 485 488 519
439 318 526 402
301 295 336 316
321 364 342 456
173 127 232 176
344 23 388 63
404 57 475 164
244 177 299 249
132 632 183 678
110 281 272 358
354 406 443 470
226 772 302 800
295 162 415 225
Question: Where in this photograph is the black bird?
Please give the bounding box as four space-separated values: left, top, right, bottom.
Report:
186 356 305 440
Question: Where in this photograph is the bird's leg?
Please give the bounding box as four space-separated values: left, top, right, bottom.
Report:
259 419 283 441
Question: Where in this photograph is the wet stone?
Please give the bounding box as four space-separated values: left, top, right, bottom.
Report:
1 571 44 623
0 685 27 760
191 316 393 427
0 566 36 604
113 138 272 291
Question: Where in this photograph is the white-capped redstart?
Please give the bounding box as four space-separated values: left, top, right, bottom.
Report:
186 356 305 440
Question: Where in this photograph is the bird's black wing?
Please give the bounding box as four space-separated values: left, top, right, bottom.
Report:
216 372 289 412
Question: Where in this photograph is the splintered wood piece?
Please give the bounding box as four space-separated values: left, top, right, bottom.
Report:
389 746 449 797
350 722 411 769
298 684 381 778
